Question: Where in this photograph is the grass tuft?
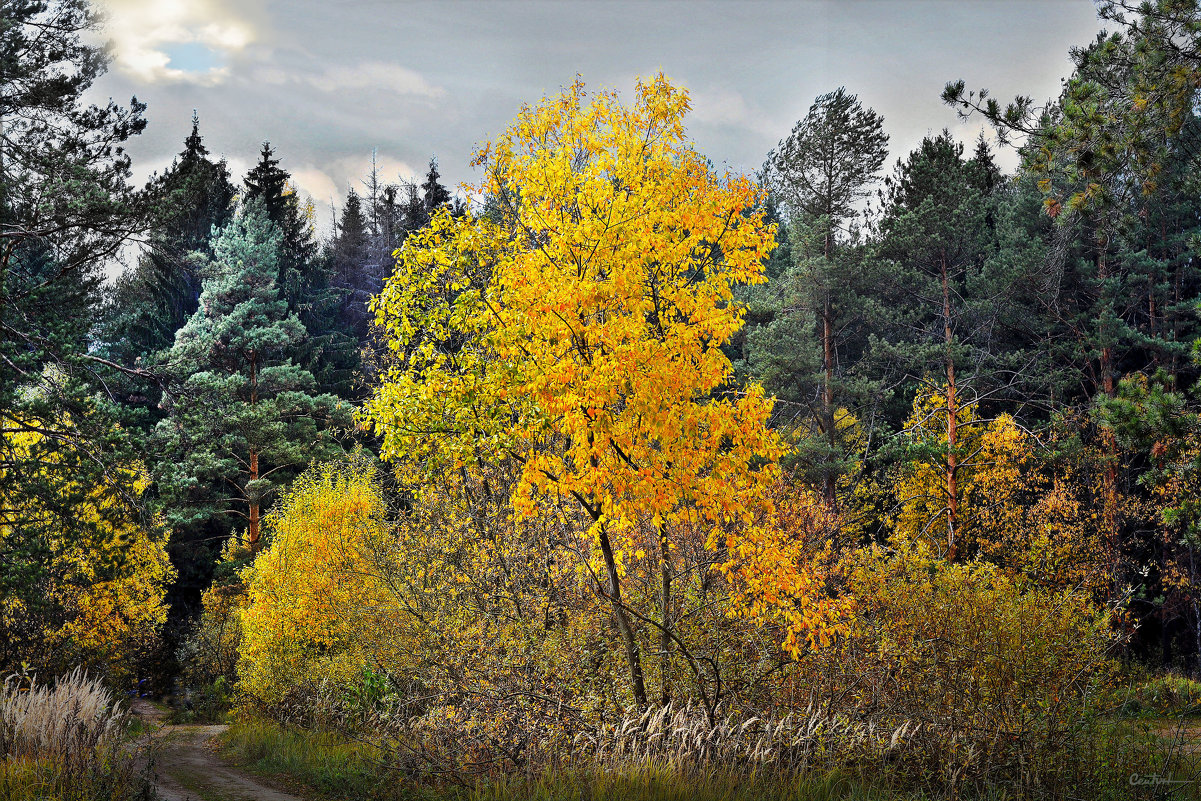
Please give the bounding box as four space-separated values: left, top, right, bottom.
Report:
0 668 153 801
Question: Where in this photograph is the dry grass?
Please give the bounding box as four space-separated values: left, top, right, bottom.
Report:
0 668 152 801
238 673 1201 799
0 667 126 760
577 702 911 771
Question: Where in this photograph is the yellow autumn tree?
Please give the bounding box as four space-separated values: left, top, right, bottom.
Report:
364 76 839 707
0 426 173 683
720 478 851 658
890 387 991 558
972 415 1110 594
238 456 403 705
890 390 1109 592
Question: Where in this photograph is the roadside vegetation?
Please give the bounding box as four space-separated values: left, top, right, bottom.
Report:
0 670 153 801
7 1 1201 799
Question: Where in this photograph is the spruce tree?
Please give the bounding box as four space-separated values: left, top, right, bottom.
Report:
398 157 454 233
421 157 452 215
243 143 292 226
95 114 237 417
330 188 375 342
243 142 356 397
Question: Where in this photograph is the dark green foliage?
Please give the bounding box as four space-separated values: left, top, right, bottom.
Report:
872 132 992 396
244 142 358 398
0 0 149 671
751 88 889 504
330 188 376 343
420 158 452 217
94 115 237 420
401 157 455 232
154 113 239 256
243 143 293 231
154 205 351 567
929 0 1201 659
243 142 323 316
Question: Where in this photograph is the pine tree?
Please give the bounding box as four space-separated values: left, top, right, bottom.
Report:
874 131 1000 559
756 88 888 506
0 0 149 669
966 133 1002 194
155 204 350 560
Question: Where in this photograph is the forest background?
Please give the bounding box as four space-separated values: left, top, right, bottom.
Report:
7 1 1201 799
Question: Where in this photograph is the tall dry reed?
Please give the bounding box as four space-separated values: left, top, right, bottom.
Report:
0 668 152 801
0 667 127 761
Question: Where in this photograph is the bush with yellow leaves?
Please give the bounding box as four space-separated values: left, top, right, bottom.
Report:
800 541 1119 789
238 454 400 706
0 425 173 684
888 388 1111 596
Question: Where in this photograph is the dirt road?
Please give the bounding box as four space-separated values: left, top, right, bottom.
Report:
134 700 305 801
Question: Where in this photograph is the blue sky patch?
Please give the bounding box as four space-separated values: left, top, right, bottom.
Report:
164 42 220 73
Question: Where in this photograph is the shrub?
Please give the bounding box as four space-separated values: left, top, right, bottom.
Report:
1114 673 1201 718
176 578 244 692
238 456 398 708
166 676 234 725
806 542 1121 792
173 535 250 721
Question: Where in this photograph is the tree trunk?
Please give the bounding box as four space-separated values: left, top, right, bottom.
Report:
942 255 959 561
579 431 647 707
1193 548 1200 672
248 449 260 548
822 297 837 509
659 522 671 705
598 522 648 707
1097 244 1120 583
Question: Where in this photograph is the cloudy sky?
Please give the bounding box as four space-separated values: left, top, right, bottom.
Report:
90 0 1105 235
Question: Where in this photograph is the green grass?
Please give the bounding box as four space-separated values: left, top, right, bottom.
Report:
1115 673 1201 718
216 711 1201 801
219 717 411 800
0 753 155 801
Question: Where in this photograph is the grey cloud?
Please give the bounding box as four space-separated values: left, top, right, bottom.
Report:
89 0 1105 242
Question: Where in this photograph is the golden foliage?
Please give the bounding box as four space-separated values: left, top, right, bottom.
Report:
889 388 986 556
808 542 1120 782
0 427 173 682
238 457 399 705
362 76 841 673
718 481 850 657
888 389 1108 594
